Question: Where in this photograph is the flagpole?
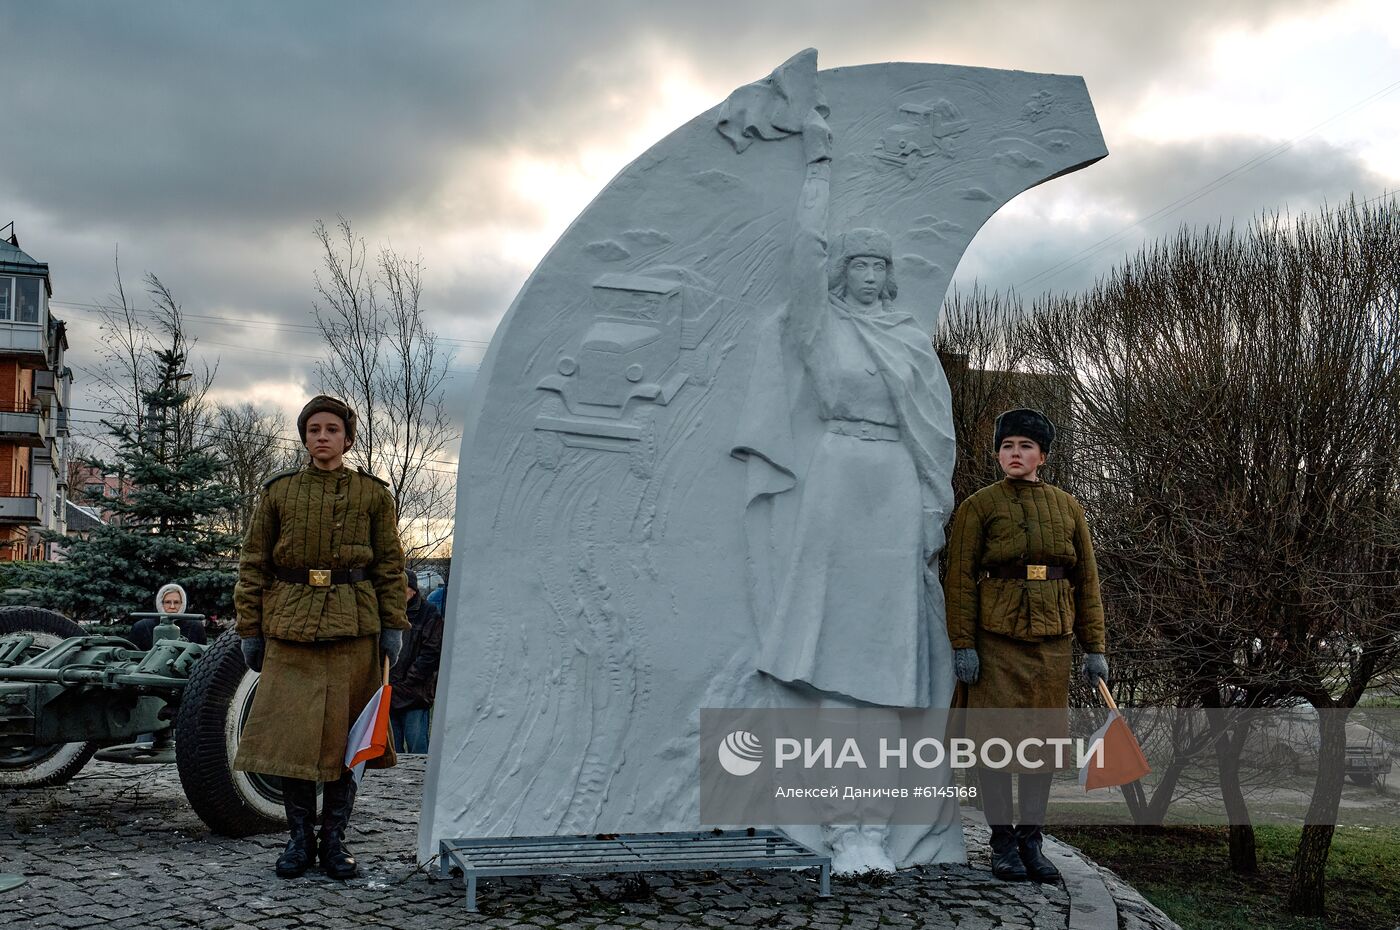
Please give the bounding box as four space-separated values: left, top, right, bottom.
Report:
1096 678 1117 711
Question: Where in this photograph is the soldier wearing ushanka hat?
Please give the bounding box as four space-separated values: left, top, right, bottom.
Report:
233 395 409 881
944 408 1108 884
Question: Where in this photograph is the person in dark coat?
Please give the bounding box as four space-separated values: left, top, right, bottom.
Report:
944 408 1109 883
233 395 408 881
389 569 444 754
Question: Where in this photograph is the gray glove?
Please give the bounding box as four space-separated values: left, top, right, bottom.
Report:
1083 652 1109 688
380 628 403 667
240 636 265 673
953 647 980 685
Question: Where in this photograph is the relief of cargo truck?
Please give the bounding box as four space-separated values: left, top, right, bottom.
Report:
534 269 722 477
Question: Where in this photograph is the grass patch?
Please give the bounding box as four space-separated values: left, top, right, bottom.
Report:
1052 823 1400 930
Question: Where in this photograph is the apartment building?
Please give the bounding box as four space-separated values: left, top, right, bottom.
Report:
0 226 71 560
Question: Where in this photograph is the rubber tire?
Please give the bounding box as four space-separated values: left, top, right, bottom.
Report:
0 606 99 788
1347 772 1375 786
175 629 284 836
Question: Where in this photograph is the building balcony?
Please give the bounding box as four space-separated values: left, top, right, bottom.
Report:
0 319 47 363
0 495 41 525
34 369 55 393
0 407 48 448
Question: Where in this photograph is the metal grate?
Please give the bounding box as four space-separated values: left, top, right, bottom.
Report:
439 829 832 911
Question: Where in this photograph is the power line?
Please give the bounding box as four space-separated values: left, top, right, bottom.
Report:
48 296 495 350
59 405 463 477
48 297 487 376
64 411 459 476
61 366 471 475
1014 75 1400 292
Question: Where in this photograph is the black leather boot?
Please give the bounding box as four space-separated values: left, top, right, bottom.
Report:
318 772 359 879
275 778 319 878
979 769 1027 881
1015 772 1059 883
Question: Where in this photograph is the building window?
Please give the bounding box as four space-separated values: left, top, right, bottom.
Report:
0 276 41 323
14 276 40 323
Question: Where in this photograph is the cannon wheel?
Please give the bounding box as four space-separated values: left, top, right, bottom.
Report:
175 629 285 836
0 607 100 788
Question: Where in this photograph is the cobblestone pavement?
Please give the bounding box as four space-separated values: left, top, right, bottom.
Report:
0 757 1179 929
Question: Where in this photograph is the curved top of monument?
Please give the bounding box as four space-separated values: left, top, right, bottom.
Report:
466 52 1105 423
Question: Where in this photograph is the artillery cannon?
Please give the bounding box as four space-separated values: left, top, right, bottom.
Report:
0 605 282 836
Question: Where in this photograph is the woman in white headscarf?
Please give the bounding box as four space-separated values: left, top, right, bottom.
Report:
129 582 207 649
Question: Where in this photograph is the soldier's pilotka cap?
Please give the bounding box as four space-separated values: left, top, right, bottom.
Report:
297 394 358 446
994 408 1055 454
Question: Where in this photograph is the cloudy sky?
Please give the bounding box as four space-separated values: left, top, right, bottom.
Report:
4 0 1398 461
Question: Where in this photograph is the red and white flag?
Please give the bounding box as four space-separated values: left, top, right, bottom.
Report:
345 662 392 783
1079 680 1151 791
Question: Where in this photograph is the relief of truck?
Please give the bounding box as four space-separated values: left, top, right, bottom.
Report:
534 268 722 477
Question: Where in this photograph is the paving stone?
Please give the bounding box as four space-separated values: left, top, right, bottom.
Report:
0 757 1180 929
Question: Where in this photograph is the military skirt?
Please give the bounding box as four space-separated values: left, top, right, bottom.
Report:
958 630 1072 774
233 634 396 782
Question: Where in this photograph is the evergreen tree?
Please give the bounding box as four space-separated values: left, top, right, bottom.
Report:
3 344 241 622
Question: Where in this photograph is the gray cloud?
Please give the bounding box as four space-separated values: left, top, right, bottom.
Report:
0 0 1378 443
954 135 1393 299
2 0 1336 229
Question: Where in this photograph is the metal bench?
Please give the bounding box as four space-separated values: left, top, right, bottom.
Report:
438 829 832 911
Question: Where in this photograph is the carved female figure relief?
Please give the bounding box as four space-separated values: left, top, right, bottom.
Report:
733 107 955 872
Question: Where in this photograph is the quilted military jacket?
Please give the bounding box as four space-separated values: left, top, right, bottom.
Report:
944 477 1105 653
235 464 409 642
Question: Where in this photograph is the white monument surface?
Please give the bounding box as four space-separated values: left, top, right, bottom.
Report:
420 49 1106 870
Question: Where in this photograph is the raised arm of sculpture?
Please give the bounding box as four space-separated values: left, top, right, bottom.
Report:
786 108 834 357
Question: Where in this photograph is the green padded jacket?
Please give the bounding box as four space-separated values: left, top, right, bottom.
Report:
234 464 409 642
944 477 1105 653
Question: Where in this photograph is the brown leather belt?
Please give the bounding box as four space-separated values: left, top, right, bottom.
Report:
273 567 367 587
986 564 1067 581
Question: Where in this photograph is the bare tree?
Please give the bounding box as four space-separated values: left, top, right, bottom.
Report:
85 251 155 451
936 285 1076 502
311 217 457 560
210 403 302 540
63 435 96 499
938 284 1219 831
84 256 216 460
1025 197 1400 916
144 273 217 456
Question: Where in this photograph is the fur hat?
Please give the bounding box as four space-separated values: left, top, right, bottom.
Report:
297 395 357 446
827 228 898 298
838 228 892 263
405 569 419 591
994 408 1055 454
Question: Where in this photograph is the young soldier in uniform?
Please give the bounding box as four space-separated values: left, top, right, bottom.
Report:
944 409 1109 883
233 395 409 879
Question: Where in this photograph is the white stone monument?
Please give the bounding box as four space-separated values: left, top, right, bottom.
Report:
420 49 1106 870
